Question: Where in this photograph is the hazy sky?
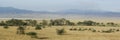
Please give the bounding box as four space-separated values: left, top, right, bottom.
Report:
0 0 120 12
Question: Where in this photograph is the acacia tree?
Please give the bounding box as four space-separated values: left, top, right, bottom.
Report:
56 28 66 35
49 18 72 26
25 19 37 27
0 21 6 26
16 26 25 34
66 20 75 26
5 19 26 26
77 20 96 26
35 25 42 30
42 20 48 26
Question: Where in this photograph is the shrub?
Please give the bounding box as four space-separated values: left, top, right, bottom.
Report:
78 28 88 31
16 26 25 34
35 25 42 30
98 31 100 32
116 29 119 31
88 28 92 30
83 28 87 30
56 28 66 35
89 28 95 31
69 28 73 31
26 32 37 38
3 25 9 29
102 29 114 33
78 28 82 31
92 30 96 32
73 28 77 31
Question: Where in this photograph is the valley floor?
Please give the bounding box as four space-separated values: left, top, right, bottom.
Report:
0 26 120 40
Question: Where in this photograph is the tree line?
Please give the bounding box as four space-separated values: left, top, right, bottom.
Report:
0 18 119 27
0 18 119 38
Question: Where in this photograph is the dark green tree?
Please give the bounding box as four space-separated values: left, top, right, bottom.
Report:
35 25 42 30
16 26 25 34
26 32 37 38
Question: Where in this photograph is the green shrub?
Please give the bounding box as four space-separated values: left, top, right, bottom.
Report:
56 28 66 35
78 28 82 31
16 26 25 34
35 25 42 30
116 29 119 31
26 32 37 38
98 31 100 32
88 28 92 30
73 28 77 31
83 28 87 30
102 29 114 33
3 25 9 29
69 28 73 31
92 30 96 32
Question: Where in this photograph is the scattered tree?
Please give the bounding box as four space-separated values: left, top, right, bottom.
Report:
35 25 42 30
26 32 37 38
16 26 25 34
56 28 66 35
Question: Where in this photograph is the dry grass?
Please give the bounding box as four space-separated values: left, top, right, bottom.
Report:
0 26 120 40
0 18 120 40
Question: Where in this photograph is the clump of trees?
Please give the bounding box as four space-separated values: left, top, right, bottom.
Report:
49 18 75 26
0 18 119 27
25 19 37 27
5 19 27 26
77 20 96 26
0 19 38 26
106 22 118 27
69 27 120 33
77 20 119 27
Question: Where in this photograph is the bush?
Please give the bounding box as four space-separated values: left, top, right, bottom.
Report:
81 20 96 26
73 28 77 31
26 32 37 38
116 29 119 31
35 25 42 30
16 26 25 34
56 28 66 35
69 28 73 31
102 30 114 33
83 28 87 30
88 28 92 30
78 28 82 31
98 31 100 32
92 30 96 32
3 25 9 29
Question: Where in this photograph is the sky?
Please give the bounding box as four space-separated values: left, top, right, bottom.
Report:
0 0 120 12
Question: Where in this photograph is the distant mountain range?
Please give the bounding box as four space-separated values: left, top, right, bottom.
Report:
0 7 36 13
0 7 120 19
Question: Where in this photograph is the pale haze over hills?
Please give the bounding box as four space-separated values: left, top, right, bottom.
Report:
0 0 120 20
0 7 120 20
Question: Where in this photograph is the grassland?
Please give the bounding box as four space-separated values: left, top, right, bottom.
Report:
0 26 120 40
0 18 120 40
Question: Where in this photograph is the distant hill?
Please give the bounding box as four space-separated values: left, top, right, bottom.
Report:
57 9 120 17
0 7 35 13
0 7 120 19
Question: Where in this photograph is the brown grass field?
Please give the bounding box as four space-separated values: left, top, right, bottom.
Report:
0 18 120 40
0 25 120 40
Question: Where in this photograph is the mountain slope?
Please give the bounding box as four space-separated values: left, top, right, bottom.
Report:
0 7 35 13
0 7 120 19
